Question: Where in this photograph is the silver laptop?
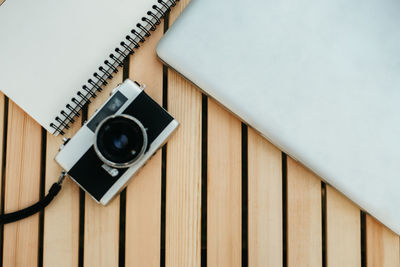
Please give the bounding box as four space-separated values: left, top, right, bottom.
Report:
156 0 400 234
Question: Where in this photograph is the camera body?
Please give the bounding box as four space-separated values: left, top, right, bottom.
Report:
55 79 178 205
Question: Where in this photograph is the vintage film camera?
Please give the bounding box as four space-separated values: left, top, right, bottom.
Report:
56 79 178 204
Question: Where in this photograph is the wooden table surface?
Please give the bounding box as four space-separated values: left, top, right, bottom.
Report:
1 0 399 266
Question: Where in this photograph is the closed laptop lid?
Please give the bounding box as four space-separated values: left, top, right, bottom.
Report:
157 0 400 233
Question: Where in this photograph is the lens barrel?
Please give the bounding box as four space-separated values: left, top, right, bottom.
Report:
94 115 148 168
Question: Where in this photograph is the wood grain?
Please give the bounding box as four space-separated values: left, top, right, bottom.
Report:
326 185 361 267
366 215 400 267
207 99 241 267
287 157 322 267
248 128 282 267
125 19 164 267
165 0 202 266
166 69 202 267
3 0 400 264
43 118 81 267
3 100 42 267
83 71 123 267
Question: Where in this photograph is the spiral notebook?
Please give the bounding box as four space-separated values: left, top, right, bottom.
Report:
0 0 176 135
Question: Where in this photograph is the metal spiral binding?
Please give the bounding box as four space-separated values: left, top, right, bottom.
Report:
50 0 178 135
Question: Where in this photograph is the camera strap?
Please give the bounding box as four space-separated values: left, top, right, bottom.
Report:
0 171 66 224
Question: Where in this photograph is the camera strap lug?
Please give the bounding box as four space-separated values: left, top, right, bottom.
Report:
57 170 67 185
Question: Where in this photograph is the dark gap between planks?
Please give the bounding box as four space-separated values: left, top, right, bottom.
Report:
361 211 366 267
38 128 47 267
118 57 130 267
0 96 9 267
241 124 248 267
119 188 127 267
78 107 88 267
282 153 288 267
201 94 208 267
321 182 327 267
160 12 169 267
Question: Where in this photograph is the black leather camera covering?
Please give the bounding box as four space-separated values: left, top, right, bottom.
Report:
68 91 173 201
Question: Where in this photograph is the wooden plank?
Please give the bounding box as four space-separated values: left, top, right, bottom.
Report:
43 118 81 267
247 127 282 267
326 185 361 267
287 157 322 267
165 72 202 267
125 19 164 267
3 100 42 267
165 0 202 266
366 215 400 267
207 99 241 267
84 71 123 267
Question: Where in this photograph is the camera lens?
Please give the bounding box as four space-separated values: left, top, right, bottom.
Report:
112 134 129 150
94 115 148 168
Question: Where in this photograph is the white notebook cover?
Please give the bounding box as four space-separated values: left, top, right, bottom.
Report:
0 0 153 134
